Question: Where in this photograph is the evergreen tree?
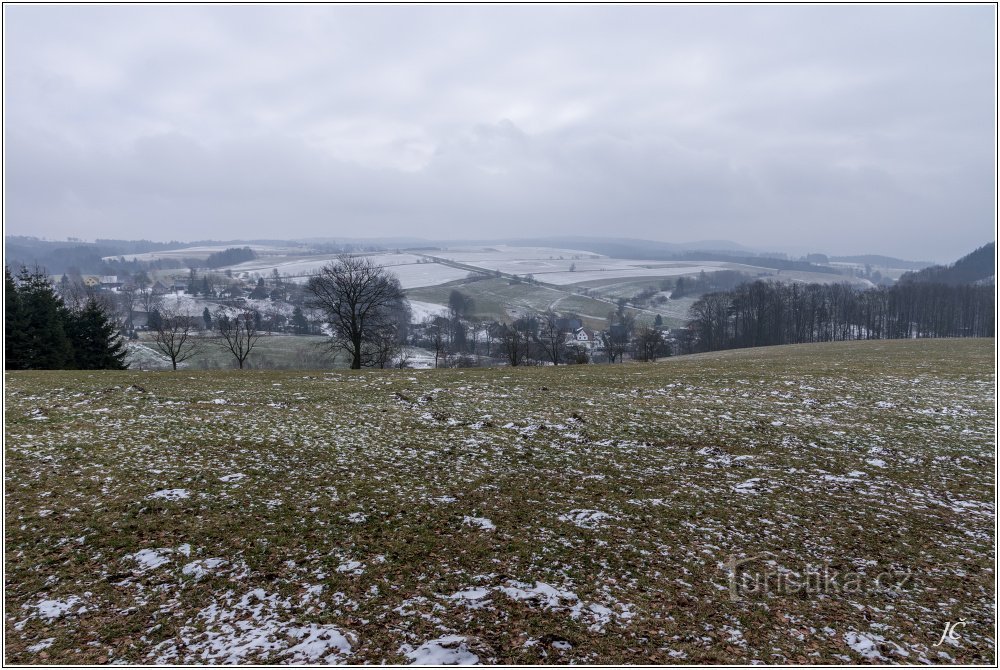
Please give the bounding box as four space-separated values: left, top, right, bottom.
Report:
13 266 74 369
291 306 309 334
67 298 128 370
250 277 268 299
5 267 29 369
203 307 213 330
147 308 163 332
5 265 131 370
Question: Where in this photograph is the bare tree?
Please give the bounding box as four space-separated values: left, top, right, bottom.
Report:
215 309 262 369
394 348 412 369
371 324 400 369
634 324 665 362
60 278 90 312
119 283 138 331
306 255 407 369
427 316 449 368
500 318 534 367
602 312 635 363
151 309 203 370
538 312 567 365
140 285 161 317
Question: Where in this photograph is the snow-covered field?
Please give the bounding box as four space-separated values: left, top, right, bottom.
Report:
408 300 450 323
219 253 470 289
425 247 867 287
5 339 994 664
224 253 430 278
384 263 470 289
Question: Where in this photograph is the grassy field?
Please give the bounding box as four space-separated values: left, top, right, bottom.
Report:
129 334 341 371
406 277 659 330
4 339 995 664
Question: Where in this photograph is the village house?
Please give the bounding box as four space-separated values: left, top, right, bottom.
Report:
565 326 598 351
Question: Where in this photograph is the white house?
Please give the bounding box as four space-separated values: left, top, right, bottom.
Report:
566 327 598 351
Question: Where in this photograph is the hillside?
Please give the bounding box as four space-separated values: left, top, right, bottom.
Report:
4 339 995 664
898 242 995 285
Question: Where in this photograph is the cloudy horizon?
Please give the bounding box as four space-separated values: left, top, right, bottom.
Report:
4 5 996 263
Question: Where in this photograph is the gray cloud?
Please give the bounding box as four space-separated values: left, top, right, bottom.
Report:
4 5 995 261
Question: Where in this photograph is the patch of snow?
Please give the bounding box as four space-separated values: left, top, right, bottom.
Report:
558 509 610 529
463 516 496 531
409 300 450 322
126 548 173 572
447 588 492 609
843 631 886 661
28 596 87 621
402 635 479 665
336 560 364 576
182 558 227 580
733 478 763 494
498 580 578 609
27 638 55 653
149 488 190 501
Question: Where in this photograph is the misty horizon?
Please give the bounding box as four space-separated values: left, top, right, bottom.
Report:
4 5 996 263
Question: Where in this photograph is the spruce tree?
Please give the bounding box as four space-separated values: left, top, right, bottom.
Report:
14 266 74 369
67 299 128 370
147 308 163 332
5 265 130 370
5 267 29 369
292 306 308 334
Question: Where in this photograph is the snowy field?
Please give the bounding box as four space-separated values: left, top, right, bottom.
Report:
425 247 868 287
385 263 471 289
408 300 450 323
219 254 470 289
4 339 994 664
225 253 432 278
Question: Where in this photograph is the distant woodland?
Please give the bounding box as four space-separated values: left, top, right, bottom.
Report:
681 244 995 353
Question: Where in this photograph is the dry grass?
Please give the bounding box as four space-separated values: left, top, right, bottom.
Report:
4 338 995 664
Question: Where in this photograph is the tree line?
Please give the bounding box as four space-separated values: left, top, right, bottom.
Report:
5 267 127 370
683 279 994 353
413 292 670 368
205 246 257 268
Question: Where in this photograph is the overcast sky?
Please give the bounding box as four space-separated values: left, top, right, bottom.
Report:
4 5 995 262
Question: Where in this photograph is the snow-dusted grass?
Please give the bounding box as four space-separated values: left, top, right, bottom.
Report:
4 339 994 664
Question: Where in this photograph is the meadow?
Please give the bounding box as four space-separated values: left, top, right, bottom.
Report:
4 339 995 664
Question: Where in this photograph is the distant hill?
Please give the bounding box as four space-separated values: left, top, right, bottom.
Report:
829 254 933 271
898 243 995 286
4 237 189 275
502 236 755 259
